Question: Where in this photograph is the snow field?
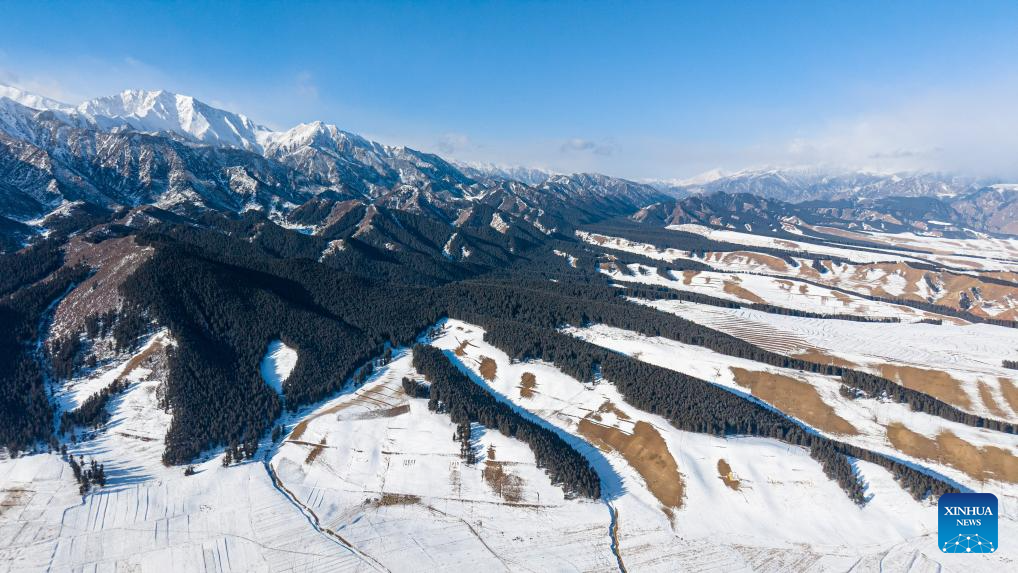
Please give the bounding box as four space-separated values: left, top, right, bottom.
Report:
582 228 1018 319
602 262 934 321
0 336 362 573
667 224 922 264
636 297 1018 422
259 339 298 394
5 317 1016 571
567 322 1018 491
424 320 1004 571
54 330 173 414
270 348 619 572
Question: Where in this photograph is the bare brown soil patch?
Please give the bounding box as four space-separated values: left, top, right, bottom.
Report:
824 264 1018 316
322 199 362 228
52 236 154 337
578 419 684 508
454 338 476 357
483 460 525 503
454 207 473 226
116 431 156 442
353 205 378 237
943 257 985 270
372 493 422 508
798 284 810 295
877 364 972 411
731 367 858 435
597 400 632 420
291 379 405 440
887 423 1018 483
722 280 767 304
347 404 410 421
478 357 497 381
519 372 537 398
887 423 940 460
118 340 165 382
871 263 927 298
1000 378 1018 414
721 251 789 272
978 382 1008 419
681 270 698 286
929 273 1018 314
937 432 1018 483
717 459 741 491
793 348 857 369
304 436 327 465
830 290 856 306
0 488 30 517
797 263 823 280
747 252 791 272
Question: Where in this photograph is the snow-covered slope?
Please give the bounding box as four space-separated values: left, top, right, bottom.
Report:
0 333 357 572
259 340 298 394
425 319 1015 571
0 97 46 142
581 228 1018 320
662 167 984 202
74 89 271 151
0 83 73 112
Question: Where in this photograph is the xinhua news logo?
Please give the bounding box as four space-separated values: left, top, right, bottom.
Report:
938 492 998 554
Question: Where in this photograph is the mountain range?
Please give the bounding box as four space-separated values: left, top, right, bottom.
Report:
649 167 989 201
3 82 1018 255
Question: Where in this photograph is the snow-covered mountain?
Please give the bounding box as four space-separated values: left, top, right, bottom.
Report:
0 84 482 198
3 81 1017 245
455 161 555 186
0 84 74 112
653 167 985 202
262 120 476 197
0 83 669 251
72 89 272 151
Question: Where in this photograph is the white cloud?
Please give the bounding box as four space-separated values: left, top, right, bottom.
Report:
747 79 1018 177
559 137 617 156
435 132 473 154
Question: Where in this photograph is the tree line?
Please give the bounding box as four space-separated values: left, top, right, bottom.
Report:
452 311 956 503
412 344 601 499
841 371 1015 431
0 264 89 453
617 283 902 324
116 226 446 463
439 279 1012 434
60 377 131 432
585 221 1018 329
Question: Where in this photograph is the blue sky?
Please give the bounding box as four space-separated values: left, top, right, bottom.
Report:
2 0 1017 179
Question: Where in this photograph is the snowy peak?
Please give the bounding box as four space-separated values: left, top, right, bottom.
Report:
75 89 271 151
262 120 380 156
455 162 555 186
661 167 984 202
646 168 727 190
0 83 73 112
0 96 45 140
